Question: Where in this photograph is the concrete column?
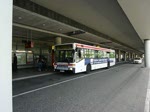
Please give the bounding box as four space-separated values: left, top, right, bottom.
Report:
118 50 121 62
124 52 127 61
121 51 125 61
127 52 129 61
130 52 132 61
0 0 12 112
131 53 133 59
115 49 118 62
128 52 131 60
55 37 62 45
144 39 150 67
133 53 135 59
130 53 132 59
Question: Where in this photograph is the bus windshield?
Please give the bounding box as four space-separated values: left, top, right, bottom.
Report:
55 50 75 63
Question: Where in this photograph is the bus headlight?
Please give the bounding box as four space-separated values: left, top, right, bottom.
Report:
69 68 73 70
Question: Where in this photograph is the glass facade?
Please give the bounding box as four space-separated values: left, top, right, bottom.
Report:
16 53 26 65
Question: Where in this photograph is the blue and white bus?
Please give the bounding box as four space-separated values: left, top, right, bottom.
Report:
54 43 115 73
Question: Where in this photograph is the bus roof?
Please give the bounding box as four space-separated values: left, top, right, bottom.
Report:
55 43 115 52
76 43 114 52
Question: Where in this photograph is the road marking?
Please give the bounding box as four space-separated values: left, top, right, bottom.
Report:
13 66 119 98
13 73 54 81
144 69 150 112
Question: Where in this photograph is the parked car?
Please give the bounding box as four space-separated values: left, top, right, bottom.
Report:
133 57 142 64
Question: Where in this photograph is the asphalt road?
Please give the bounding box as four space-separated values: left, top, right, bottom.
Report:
13 63 149 112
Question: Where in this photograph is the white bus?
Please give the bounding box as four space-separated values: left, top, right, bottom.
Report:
53 43 115 73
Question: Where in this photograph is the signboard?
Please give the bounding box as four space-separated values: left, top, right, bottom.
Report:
27 53 33 64
25 41 34 48
16 53 26 65
55 44 73 50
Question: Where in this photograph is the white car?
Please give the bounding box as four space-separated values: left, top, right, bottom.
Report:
133 58 142 64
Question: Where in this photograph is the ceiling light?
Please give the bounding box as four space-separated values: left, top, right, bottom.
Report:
27 51 32 53
16 50 26 52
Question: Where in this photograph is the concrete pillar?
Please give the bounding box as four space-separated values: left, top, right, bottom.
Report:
128 52 131 60
133 53 135 59
118 50 121 62
131 53 133 59
124 52 127 61
121 51 125 61
130 53 132 59
127 52 129 61
0 0 12 112
55 37 62 45
130 52 132 61
115 49 118 62
144 39 150 67
132 53 135 59
126 52 128 59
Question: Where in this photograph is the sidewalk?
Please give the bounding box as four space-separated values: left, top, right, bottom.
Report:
13 66 55 80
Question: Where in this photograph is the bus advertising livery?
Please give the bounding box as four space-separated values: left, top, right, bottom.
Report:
53 43 115 73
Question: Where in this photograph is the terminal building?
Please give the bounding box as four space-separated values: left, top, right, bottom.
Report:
11 0 144 69
1 0 150 112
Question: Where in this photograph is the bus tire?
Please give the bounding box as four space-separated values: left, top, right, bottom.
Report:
86 64 91 73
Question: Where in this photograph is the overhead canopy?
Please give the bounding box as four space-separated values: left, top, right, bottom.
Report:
13 0 144 54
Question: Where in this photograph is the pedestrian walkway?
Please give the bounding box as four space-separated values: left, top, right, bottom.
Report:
13 66 54 80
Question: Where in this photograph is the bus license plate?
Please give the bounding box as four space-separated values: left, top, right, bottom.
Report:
60 70 65 72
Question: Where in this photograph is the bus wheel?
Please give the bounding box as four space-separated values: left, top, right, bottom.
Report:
86 64 91 73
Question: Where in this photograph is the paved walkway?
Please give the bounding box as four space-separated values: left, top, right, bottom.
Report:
13 66 54 79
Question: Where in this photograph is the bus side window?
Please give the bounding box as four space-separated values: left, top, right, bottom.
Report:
98 51 104 58
75 49 82 62
95 50 98 58
106 52 110 58
78 49 84 59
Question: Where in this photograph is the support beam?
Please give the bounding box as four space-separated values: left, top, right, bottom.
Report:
128 52 131 60
115 50 118 62
13 23 100 47
129 52 132 61
132 53 135 59
118 50 121 62
144 39 150 68
133 53 135 59
131 53 133 59
124 52 127 61
55 37 62 45
0 0 12 112
124 51 126 61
